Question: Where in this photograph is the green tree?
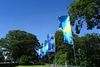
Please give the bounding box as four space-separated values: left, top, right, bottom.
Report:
73 34 83 66
68 0 100 34
0 47 4 62
0 30 40 63
55 30 64 52
73 33 100 67
73 33 100 66
79 33 100 67
54 30 74 65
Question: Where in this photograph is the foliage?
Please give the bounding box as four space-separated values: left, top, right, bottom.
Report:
73 33 100 67
47 52 55 63
79 33 100 67
16 65 50 67
54 30 64 64
52 31 100 67
0 50 4 62
55 30 64 52
53 30 74 65
17 55 31 65
0 30 40 62
0 46 4 62
68 0 100 34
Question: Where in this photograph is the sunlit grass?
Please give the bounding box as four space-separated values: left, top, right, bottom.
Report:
16 65 50 67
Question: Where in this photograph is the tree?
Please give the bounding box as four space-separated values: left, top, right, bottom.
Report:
55 30 64 52
54 30 64 64
0 30 40 63
73 33 100 66
0 47 4 62
79 33 100 67
72 34 83 66
54 30 74 65
50 31 100 67
68 0 100 34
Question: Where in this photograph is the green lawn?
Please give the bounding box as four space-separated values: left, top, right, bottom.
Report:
16 65 50 67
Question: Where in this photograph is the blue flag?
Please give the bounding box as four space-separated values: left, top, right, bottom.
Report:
47 34 55 52
43 41 49 55
38 46 44 58
38 49 42 58
57 16 73 45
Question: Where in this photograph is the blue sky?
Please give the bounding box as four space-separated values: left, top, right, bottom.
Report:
0 0 100 44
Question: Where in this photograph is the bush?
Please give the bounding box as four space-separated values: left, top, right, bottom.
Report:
17 55 31 65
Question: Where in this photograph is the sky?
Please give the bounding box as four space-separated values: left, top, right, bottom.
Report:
0 0 100 44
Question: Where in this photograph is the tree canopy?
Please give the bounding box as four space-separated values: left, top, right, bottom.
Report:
0 30 40 63
46 31 100 67
53 30 74 65
68 0 100 34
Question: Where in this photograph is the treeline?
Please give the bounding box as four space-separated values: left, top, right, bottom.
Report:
0 30 100 67
43 31 100 67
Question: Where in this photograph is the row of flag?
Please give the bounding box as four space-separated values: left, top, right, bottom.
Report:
38 15 73 58
38 34 55 58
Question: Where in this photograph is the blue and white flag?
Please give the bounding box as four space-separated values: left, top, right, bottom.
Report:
57 16 73 45
43 41 49 55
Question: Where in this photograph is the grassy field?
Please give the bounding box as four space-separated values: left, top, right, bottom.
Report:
16 65 50 67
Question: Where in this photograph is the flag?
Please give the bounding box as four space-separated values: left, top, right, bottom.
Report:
47 34 55 52
38 46 44 58
43 41 49 55
38 49 42 58
57 16 73 45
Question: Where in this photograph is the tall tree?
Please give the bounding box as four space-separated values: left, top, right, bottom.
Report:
68 0 100 34
55 30 64 52
0 30 40 63
54 30 74 65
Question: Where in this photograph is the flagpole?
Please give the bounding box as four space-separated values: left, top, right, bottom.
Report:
48 53 50 67
73 42 77 66
55 46 56 67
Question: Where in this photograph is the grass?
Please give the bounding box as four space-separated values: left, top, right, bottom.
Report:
16 65 50 67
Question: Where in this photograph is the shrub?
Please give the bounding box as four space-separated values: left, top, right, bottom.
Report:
17 55 31 65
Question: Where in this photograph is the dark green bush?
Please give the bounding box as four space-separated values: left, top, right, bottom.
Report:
17 55 31 65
